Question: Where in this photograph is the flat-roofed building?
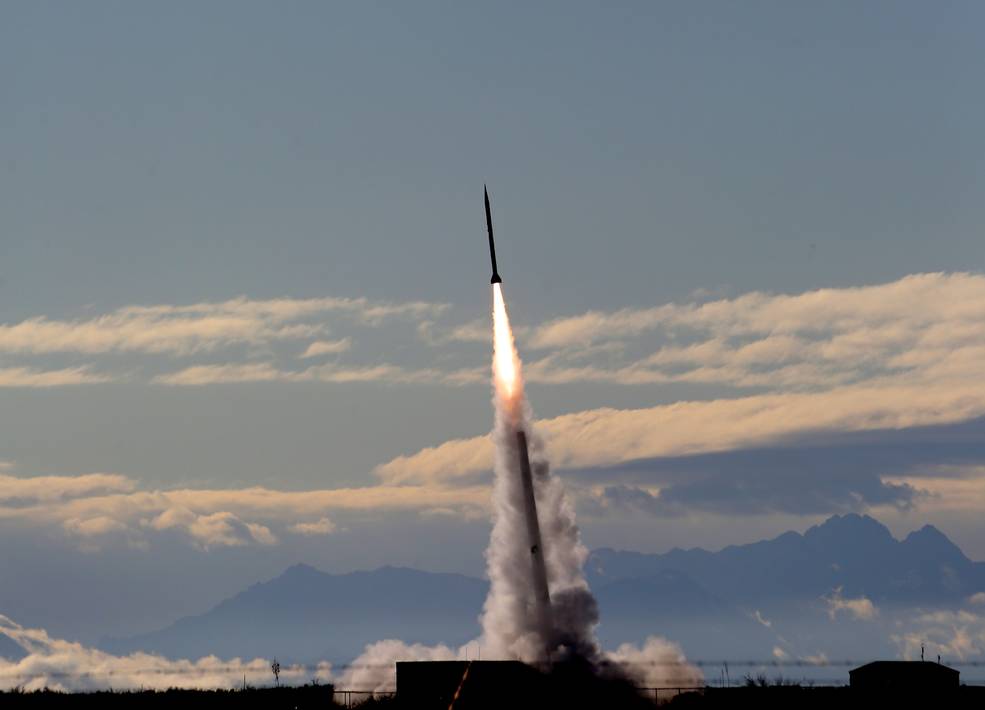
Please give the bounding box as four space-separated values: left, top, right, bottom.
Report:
850 661 959 691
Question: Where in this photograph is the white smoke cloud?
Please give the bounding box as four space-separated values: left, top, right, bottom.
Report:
330 285 702 695
339 640 459 694
0 615 330 692
604 637 703 689
479 285 600 663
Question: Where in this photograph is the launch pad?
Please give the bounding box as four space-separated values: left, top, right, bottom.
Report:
396 660 543 709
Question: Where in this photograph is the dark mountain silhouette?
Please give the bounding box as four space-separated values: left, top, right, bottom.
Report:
101 564 487 663
100 515 985 663
587 514 985 606
592 569 776 657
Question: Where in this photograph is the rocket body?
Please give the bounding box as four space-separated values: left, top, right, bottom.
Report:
485 186 503 284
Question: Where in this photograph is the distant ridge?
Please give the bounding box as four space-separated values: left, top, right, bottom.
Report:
100 514 985 664
587 514 985 605
101 565 487 664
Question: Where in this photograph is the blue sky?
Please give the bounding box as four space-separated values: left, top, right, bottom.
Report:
3 1 985 644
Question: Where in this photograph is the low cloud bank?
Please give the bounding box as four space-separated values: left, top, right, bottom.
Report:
0 615 330 691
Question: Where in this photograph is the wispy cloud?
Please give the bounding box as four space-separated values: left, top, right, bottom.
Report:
0 366 110 387
154 362 484 386
0 472 134 504
0 471 488 550
375 379 985 486
7 272 985 391
288 517 337 536
516 272 985 389
0 296 445 357
299 338 352 358
823 587 877 620
893 609 985 661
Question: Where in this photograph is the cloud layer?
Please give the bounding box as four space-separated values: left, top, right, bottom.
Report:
0 470 487 550
0 615 330 691
6 271 985 389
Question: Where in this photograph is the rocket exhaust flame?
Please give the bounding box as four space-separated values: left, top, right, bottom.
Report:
492 284 519 405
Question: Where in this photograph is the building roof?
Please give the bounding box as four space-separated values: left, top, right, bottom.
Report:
850 661 959 676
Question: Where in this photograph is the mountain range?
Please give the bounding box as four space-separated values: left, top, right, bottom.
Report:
83 514 985 665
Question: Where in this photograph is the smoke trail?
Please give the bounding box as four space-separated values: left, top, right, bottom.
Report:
480 284 600 663
343 283 701 693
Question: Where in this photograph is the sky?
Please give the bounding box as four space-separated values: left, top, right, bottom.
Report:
3 1 985 644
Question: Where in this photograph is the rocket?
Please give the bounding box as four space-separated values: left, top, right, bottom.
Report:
485 185 503 284
484 185 555 654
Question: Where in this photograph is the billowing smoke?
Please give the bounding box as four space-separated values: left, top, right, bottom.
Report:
327 283 702 692
337 640 458 693
480 284 600 663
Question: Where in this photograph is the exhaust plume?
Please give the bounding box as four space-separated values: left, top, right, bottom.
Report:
344 281 700 693
480 284 600 663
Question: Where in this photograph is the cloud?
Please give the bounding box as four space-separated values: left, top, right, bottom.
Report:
288 517 337 536
893 609 985 661
376 379 985 487
300 338 352 358
0 471 489 549
0 614 330 691
969 592 985 605
152 363 287 385
62 516 129 537
0 296 446 357
574 428 951 516
0 366 110 387
517 272 985 390
154 362 484 386
144 508 277 549
0 473 134 505
823 587 877 620
10 271 985 393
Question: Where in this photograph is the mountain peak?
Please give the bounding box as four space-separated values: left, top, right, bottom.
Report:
902 524 968 562
804 513 894 544
279 562 323 579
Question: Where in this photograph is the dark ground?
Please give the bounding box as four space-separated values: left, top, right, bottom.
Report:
2 684 985 709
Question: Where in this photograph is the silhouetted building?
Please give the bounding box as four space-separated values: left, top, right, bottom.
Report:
396 660 544 709
850 661 959 691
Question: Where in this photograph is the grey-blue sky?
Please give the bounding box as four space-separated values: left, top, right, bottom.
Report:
4 2 984 318
4 1 985 644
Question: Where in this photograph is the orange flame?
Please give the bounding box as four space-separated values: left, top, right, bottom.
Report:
492 283 520 402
